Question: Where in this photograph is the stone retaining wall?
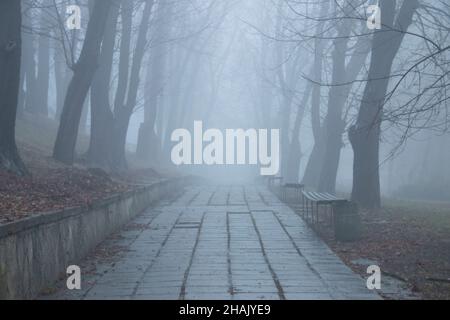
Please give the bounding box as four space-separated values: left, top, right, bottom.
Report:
0 178 189 299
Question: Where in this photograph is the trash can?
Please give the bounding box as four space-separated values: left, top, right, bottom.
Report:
333 201 361 242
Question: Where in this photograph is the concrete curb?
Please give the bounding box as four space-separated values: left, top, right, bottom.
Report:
0 177 192 299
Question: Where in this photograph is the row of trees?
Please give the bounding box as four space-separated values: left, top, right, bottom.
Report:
254 0 449 209
1 0 227 172
0 0 449 211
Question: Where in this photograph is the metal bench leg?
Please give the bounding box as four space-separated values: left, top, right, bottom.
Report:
306 200 311 223
302 194 305 218
306 199 309 221
331 206 335 228
316 203 319 225
313 202 315 224
304 198 307 220
329 205 333 227
312 202 316 225
315 204 318 225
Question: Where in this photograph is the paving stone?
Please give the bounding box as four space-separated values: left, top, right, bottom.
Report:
42 185 380 300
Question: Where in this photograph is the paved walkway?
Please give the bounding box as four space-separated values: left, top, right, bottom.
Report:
42 185 380 300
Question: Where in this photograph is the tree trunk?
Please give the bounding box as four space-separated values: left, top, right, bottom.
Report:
318 34 371 193
162 39 198 159
53 0 112 164
301 1 329 188
161 44 186 159
35 0 51 117
79 94 90 136
87 2 119 168
350 0 418 209
22 15 38 115
136 0 173 163
17 42 26 119
302 139 326 188
54 42 71 121
286 80 312 183
280 92 294 178
113 0 133 115
18 0 34 117
317 10 354 193
112 0 155 170
0 0 28 175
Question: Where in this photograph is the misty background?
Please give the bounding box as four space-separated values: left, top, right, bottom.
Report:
1 0 449 208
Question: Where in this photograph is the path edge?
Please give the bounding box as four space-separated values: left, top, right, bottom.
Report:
0 176 194 300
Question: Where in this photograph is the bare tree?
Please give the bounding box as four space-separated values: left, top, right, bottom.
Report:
111 0 155 169
35 0 52 117
136 0 174 164
22 1 39 116
53 0 112 164
0 0 28 175
349 0 419 209
86 1 120 168
318 4 371 193
301 0 330 188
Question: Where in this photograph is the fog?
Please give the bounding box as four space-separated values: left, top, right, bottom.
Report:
3 0 450 302
2 0 450 207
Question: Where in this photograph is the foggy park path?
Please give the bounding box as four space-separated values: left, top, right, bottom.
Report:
42 185 380 300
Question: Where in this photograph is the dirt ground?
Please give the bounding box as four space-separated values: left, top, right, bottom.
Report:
316 200 450 300
0 142 167 224
0 116 167 224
